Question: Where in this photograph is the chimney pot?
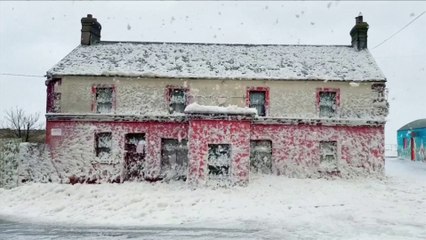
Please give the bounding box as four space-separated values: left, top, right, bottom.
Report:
355 15 363 24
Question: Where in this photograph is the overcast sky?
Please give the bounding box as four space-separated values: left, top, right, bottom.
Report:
0 1 425 145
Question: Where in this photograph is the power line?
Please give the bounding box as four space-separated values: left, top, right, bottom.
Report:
0 73 45 78
372 11 425 50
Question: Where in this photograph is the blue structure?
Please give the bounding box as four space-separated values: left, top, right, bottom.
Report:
397 119 426 161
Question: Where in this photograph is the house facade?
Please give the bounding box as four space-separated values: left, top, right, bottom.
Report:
397 119 426 161
45 14 388 185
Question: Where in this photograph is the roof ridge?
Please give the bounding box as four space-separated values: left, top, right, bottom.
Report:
98 40 352 48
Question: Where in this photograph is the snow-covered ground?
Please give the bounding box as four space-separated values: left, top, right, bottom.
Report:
1 158 425 239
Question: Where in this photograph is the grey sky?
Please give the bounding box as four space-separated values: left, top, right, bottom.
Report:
0 1 425 145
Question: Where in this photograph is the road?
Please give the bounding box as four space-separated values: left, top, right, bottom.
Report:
0 218 265 240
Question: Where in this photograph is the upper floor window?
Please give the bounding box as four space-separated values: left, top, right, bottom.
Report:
317 88 339 118
93 85 115 113
168 88 188 114
371 83 388 117
46 78 61 113
247 87 269 117
371 84 386 103
95 132 112 159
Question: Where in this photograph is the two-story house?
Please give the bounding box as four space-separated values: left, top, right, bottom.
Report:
45 14 388 185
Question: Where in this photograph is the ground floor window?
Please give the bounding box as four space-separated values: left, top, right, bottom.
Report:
319 141 338 169
124 133 146 181
250 140 272 174
161 139 188 181
207 144 231 182
95 132 112 159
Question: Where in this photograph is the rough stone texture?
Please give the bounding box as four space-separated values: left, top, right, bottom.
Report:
46 120 384 185
46 121 188 183
17 143 60 184
0 139 20 188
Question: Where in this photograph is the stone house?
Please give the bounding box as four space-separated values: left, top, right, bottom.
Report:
45 14 388 185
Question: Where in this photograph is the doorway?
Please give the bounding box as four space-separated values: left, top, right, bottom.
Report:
124 133 146 181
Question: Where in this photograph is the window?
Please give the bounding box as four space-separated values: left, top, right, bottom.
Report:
250 140 273 174
95 132 112 159
247 87 269 117
320 141 338 168
161 139 188 181
46 78 61 113
371 84 386 103
319 91 337 118
249 91 266 116
169 88 187 113
52 93 61 113
124 133 146 181
207 144 231 181
94 86 114 113
371 83 388 116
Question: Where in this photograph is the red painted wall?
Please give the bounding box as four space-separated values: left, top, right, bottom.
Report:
187 119 251 185
46 121 188 182
46 119 384 184
251 124 384 176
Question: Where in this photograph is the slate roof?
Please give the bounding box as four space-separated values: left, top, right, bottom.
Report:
398 119 426 131
47 41 386 82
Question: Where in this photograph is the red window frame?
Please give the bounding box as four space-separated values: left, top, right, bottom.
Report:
91 84 116 113
246 87 270 117
316 88 340 116
165 85 191 112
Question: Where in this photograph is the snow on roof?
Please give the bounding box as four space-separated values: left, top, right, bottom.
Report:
398 119 426 131
184 103 257 116
47 41 386 81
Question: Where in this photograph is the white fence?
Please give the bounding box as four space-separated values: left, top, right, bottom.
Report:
385 144 398 158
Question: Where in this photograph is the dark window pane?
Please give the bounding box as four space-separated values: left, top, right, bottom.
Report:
97 102 112 113
95 132 112 158
96 87 113 113
319 92 336 117
320 141 337 165
249 91 266 116
170 89 187 113
250 140 272 174
124 133 146 181
161 139 188 181
207 144 231 181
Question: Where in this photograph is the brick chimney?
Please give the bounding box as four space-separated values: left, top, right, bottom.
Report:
350 13 369 50
81 14 102 45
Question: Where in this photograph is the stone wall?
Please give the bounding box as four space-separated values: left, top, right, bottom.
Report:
0 140 59 188
0 139 20 188
17 143 60 184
